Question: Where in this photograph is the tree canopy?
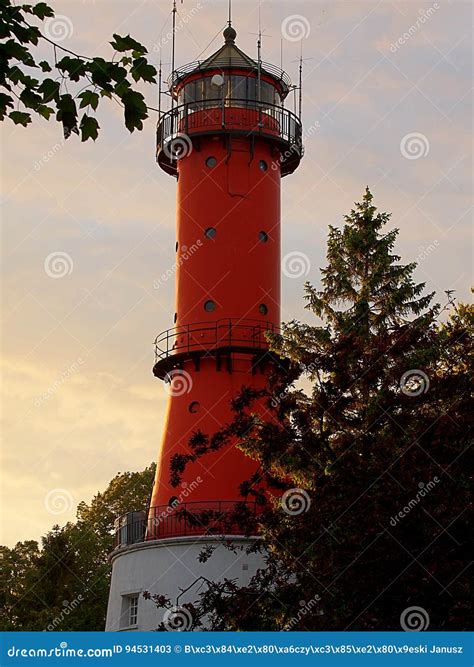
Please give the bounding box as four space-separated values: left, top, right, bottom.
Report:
0 465 155 630
151 188 472 631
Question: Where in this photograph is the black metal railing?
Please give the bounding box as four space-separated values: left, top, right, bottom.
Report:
168 60 292 90
156 98 303 176
154 318 278 364
113 501 260 548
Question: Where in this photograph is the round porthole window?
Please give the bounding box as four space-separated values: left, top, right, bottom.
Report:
206 156 217 168
205 227 217 239
259 231 268 243
174 312 177 324
259 160 268 172
259 303 268 315
175 241 179 252
204 300 216 312
188 401 200 414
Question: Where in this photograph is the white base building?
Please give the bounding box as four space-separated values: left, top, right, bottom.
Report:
105 534 264 631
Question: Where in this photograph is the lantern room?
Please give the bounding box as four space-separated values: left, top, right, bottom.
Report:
156 26 303 177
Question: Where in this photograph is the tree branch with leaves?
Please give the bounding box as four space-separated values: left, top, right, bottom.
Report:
1 0 158 140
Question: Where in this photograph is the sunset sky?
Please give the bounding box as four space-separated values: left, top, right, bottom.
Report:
1 0 472 547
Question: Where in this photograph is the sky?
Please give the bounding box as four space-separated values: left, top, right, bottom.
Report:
1 0 472 547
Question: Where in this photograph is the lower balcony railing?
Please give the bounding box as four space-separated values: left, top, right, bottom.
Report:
113 501 260 549
154 318 278 364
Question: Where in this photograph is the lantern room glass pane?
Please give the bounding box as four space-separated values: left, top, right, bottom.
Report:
179 74 281 109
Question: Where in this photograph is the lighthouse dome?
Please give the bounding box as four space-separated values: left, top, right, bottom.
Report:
168 25 291 99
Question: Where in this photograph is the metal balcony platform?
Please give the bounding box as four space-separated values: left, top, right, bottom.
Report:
153 318 282 379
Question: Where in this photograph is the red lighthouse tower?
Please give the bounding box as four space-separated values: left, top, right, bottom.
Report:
106 22 302 632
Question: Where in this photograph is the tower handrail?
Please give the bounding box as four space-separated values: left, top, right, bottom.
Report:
153 317 279 363
113 500 261 548
167 60 292 90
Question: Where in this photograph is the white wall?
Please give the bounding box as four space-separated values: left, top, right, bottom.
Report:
105 536 264 631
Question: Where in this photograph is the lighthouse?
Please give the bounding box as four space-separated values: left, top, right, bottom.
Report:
106 20 303 632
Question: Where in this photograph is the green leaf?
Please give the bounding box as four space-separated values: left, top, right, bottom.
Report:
131 57 157 84
110 34 147 55
32 2 55 19
80 114 99 141
36 104 54 120
39 60 52 72
38 78 60 103
78 90 99 111
9 111 32 127
90 59 113 91
3 39 36 66
0 93 15 120
56 56 88 81
19 88 43 109
56 93 78 138
114 79 131 97
122 89 148 133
